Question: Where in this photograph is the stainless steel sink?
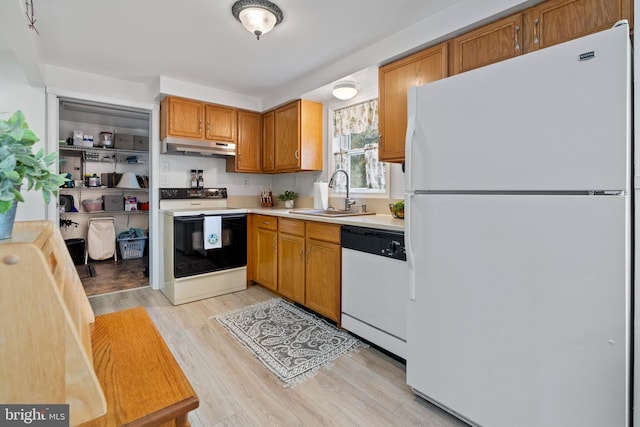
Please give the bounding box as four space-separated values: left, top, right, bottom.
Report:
289 209 376 217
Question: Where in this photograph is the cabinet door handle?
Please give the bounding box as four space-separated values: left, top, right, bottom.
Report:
299 248 304 259
273 241 276 253
306 249 310 262
515 25 520 50
294 150 299 160
198 120 202 132
534 18 539 44
207 121 211 133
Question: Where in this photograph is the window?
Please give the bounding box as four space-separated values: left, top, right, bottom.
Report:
331 99 387 195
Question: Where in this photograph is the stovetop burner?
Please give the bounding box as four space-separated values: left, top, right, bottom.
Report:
160 187 228 200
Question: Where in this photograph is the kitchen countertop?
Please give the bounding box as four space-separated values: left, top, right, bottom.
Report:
246 207 405 232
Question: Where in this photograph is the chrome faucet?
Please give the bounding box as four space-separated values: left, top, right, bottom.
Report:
328 168 356 211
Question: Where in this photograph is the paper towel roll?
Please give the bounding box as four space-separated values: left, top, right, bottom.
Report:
313 182 329 209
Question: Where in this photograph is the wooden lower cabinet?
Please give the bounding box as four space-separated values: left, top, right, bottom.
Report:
304 221 341 322
253 215 278 292
278 219 305 304
250 215 341 322
305 237 341 322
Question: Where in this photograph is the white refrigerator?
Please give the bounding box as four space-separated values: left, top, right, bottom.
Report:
405 23 631 427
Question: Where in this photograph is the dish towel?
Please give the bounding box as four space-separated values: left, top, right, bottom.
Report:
204 216 222 250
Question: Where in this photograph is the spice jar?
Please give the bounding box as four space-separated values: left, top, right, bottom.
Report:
191 170 197 188
88 174 99 187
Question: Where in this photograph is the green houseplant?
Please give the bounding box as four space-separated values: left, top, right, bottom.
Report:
0 110 67 238
389 200 404 219
277 190 299 208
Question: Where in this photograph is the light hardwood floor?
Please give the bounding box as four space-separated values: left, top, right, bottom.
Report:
89 285 468 427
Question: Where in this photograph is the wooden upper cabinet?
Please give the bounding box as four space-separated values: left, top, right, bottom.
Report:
160 96 238 144
262 111 275 172
531 0 632 51
160 96 203 140
205 104 236 142
449 0 633 75
378 42 448 163
452 14 525 75
274 100 322 172
226 110 261 173
274 102 299 171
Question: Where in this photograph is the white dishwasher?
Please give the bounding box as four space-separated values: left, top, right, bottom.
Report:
341 225 408 359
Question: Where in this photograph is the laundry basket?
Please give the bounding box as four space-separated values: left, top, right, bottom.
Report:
85 217 117 263
118 236 147 260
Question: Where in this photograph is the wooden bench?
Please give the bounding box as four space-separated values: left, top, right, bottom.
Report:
0 221 198 426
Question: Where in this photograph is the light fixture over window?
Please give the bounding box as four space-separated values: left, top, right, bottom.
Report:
332 82 358 100
232 0 283 40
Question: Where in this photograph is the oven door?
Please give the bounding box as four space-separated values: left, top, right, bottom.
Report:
173 213 247 278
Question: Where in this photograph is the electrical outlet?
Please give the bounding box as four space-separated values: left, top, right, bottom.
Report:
244 178 249 186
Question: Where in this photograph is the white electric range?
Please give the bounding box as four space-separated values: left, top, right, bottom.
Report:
159 188 248 305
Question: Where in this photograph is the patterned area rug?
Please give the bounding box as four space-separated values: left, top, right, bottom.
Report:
215 298 366 386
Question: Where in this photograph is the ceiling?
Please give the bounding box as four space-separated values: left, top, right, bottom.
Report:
8 0 463 103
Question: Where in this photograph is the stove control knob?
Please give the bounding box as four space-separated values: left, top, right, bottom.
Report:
386 240 402 256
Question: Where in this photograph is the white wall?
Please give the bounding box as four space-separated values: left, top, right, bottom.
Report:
0 50 47 221
158 77 262 111
46 65 156 105
158 154 273 196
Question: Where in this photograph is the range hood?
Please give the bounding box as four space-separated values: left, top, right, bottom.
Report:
161 137 236 157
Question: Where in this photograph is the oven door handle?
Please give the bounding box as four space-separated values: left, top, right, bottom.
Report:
218 214 246 220
174 215 204 223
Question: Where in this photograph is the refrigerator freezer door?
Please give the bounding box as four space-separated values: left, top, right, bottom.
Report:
407 24 631 193
406 194 629 427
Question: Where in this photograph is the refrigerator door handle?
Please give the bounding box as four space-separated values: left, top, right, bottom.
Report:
405 87 417 192
405 193 416 300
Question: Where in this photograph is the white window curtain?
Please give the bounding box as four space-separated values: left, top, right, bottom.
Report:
333 99 378 137
364 142 385 189
332 100 385 191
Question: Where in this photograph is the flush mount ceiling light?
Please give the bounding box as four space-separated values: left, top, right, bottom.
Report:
232 0 283 40
332 82 358 100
